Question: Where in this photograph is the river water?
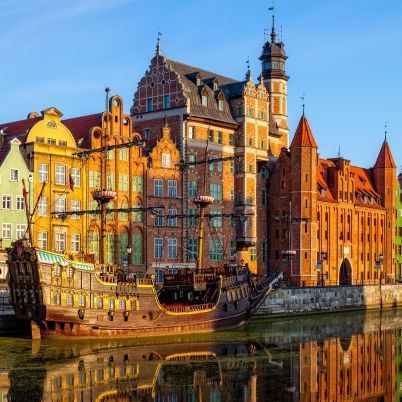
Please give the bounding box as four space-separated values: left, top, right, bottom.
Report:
0 308 401 401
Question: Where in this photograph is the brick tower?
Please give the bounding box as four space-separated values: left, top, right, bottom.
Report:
372 137 396 282
260 13 289 147
289 115 318 285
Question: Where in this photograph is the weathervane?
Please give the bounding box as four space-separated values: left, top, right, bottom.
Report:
300 93 305 115
268 0 276 43
385 121 388 141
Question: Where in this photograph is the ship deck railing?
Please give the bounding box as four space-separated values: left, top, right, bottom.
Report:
162 302 216 313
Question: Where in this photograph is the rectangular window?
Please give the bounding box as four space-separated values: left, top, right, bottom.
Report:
154 238 164 259
217 161 222 173
210 183 222 200
210 210 222 228
2 195 11 210
262 240 267 263
188 208 198 226
147 98 153 112
250 247 257 261
17 223 27 239
89 171 101 188
260 111 265 120
55 196 66 213
55 164 66 185
209 239 223 261
2 223 11 239
55 230 66 252
187 238 198 260
188 154 196 168
201 95 208 107
118 174 129 191
154 207 164 226
132 176 143 192
188 181 197 197
38 197 48 216
188 126 195 139
230 189 234 201
230 161 234 173
218 99 224 111
209 161 215 173
260 140 265 149
15 196 25 211
38 163 48 183
168 180 177 197
167 208 177 227
119 149 128 161
106 173 115 190
47 138 56 145
38 232 48 249
70 168 80 187
162 153 171 168
144 128 151 140
230 240 236 257
71 234 80 252
132 233 142 264
168 238 177 259
154 179 163 197
261 189 266 206
229 133 234 146
248 107 253 117
10 169 19 182
59 140 67 146
71 200 81 219
208 129 214 142
164 95 170 109
217 131 223 144
36 136 44 143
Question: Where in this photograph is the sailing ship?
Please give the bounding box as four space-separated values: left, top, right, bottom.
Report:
6 88 283 339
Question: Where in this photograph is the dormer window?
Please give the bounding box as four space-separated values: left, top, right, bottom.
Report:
47 120 56 128
213 82 218 91
196 77 201 86
321 189 326 198
201 95 208 107
218 99 224 111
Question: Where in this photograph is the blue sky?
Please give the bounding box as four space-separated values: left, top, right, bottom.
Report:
1 0 401 169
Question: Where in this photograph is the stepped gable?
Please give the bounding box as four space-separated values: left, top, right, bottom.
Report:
290 115 318 149
317 159 335 201
373 139 396 169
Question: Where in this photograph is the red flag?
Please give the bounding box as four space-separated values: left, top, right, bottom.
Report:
22 179 27 199
69 172 75 191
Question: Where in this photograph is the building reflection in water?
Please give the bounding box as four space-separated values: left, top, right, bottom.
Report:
4 316 402 401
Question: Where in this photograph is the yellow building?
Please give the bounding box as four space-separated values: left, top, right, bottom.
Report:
20 107 87 256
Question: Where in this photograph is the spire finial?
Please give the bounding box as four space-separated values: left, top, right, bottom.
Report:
269 1 276 43
300 93 305 116
338 145 341 158
245 57 252 80
156 29 162 55
385 121 388 142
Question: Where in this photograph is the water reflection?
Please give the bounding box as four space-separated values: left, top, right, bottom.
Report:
2 309 402 401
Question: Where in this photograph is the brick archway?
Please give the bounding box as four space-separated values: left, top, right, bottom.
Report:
339 258 352 286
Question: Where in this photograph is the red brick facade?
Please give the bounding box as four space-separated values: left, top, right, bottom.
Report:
268 115 396 286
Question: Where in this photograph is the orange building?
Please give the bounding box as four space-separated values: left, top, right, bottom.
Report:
268 115 396 286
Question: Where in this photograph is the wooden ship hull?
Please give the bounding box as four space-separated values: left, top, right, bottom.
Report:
7 242 276 339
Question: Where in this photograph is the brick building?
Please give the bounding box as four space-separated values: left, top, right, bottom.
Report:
130 29 289 275
268 114 396 286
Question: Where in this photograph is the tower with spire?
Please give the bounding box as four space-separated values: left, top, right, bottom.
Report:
259 7 289 147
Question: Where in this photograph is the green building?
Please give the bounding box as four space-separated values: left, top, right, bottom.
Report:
0 137 32 254
396 175 402 282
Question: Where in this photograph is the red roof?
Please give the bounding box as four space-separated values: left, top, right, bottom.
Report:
290 115 318 149
0 116 40 138
63 113 102 148
373 140 396 169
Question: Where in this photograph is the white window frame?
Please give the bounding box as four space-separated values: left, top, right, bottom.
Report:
168 180 177 198
2 195 12 210
70 168 80 187
162 153 171 168
16 224 27 239
188 126 195 139
167 208 177 227
168 238 177 259
38 163 48 183
154 238 164 259
154 179 163 197
38 197 48 216
38 232 48 249
9 169 19 182
55 164 66 185
16 196 25 211
71 233 80 252
2 223 12 239
55 196 66 213
71 200 80 219
154 207 164 226
55 230 66 252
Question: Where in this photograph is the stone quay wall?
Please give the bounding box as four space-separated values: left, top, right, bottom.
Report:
259 284 402 316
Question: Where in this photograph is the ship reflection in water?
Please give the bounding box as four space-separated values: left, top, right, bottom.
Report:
3 308 402 401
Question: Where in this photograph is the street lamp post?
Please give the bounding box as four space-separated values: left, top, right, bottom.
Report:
126 246 132 273
376 253 384 308
317 252 327 286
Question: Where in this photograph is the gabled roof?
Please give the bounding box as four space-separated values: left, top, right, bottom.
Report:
373 140 396 169
63 113 102 148
0 116 40 138
290 115 318 149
